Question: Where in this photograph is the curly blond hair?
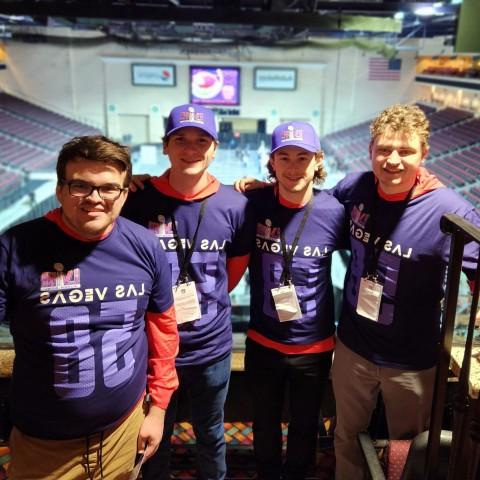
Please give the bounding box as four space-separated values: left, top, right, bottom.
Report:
370 104 430 149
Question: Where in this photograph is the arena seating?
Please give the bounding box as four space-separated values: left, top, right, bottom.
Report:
0 93 98 137
0 93 102 209
417 103 437 115
463 187 480 206
0 110 71 150
322 124 370 172
429 117 480 157
0 166 24 210
427 106 473 131
0 166 22 196
427 146 480 186
426 118 480 206
0 135 56 171
322 121 371 145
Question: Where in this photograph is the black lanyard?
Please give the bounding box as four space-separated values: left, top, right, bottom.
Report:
278 196 314 286
365 185 415 276
171 199 208 284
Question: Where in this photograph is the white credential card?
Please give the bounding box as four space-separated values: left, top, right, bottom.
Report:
356 277 383 322
271 284 302 322
172 281 201 324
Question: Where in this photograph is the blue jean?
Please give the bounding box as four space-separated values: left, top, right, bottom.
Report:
142 354 231 480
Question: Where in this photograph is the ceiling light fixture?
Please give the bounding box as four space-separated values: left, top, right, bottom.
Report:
414 3 449 17
414 6 436 16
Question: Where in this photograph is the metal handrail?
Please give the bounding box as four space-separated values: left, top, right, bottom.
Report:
426 214 480 480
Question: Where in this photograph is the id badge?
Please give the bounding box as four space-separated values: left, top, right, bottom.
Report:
271 284 302 322
172 281 201 324
356 277 383 322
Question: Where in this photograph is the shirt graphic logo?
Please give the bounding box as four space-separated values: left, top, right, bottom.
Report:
40 263 81 291
256 219 281 241
351 203 370 229
180 107 205 125
148 215 175 238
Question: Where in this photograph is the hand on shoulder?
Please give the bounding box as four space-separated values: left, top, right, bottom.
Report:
233 177 270 193
130 174 152 192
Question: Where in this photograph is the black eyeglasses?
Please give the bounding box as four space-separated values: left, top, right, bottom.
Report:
61 180 127 201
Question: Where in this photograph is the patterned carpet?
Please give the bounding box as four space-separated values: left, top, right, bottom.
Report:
169 421 336 480
0 422 336 479
0 446 9 479
171 421 283 447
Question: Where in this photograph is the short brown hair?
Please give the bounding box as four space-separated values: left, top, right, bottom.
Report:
370 104 430 149
56 135 132 186
267 150 327 185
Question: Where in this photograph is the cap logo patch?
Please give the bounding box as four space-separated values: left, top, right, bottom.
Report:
281 125 304 142
179 107 205 125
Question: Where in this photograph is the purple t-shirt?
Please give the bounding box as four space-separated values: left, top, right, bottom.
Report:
333 172 480 370
247 188 345 345
0 216 173 439
122 181 252 367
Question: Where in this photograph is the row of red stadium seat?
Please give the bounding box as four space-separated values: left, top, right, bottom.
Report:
0 93 100 137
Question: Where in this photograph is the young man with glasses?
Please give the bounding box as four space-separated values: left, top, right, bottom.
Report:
122 104 253 480
0 135 179 479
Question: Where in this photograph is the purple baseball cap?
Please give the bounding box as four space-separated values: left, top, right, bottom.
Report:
270 121 321 154
165 104 218 140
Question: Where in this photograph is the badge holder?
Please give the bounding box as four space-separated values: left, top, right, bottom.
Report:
271 283 302 322
172 281 201 324
356 275 383 322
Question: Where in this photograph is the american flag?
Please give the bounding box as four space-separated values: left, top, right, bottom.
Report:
368 57 402 81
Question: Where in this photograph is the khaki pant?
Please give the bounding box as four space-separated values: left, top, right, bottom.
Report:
332 339 436 480
8 399 146 480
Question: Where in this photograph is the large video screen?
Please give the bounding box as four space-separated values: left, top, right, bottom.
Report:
190 66 240 106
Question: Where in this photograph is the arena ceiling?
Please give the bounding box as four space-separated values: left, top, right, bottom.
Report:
0 0 461 46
